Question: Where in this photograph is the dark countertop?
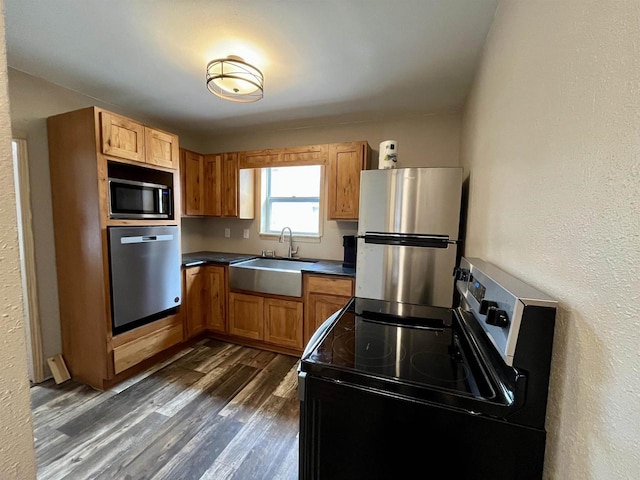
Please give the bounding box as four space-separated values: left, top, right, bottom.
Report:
182 251 257 266
182 251 355 278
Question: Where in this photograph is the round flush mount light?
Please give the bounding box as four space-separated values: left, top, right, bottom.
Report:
206 55 264 103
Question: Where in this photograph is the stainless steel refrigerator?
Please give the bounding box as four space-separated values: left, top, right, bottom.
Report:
355 167 463 307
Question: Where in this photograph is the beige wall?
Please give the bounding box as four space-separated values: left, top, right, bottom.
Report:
461 2 640 478
183 112 462 259
0 2 37 477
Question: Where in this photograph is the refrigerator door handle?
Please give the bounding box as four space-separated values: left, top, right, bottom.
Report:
360 232 459 248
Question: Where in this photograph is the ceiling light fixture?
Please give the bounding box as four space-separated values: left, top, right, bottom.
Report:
206 55 264 103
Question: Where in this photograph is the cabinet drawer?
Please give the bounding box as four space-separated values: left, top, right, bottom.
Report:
306 275 354 296
113 316 183 374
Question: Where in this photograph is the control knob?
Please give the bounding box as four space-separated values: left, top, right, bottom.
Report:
453 267 470 281
479 300 498 315
486 307 510 328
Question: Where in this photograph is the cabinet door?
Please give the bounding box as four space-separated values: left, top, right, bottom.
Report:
238 149 282 169
203 154 222 216
182 149 204 216
100 112 145 162
204 266 226 333
145 127 179 169
305 293 351 345
184 267 206 338
229 292 264 340
282 144 328 165
222 152 239 217
264 298 303 349
327 142 369 220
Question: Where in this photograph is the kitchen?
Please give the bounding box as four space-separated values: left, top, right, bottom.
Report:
1 1 639 480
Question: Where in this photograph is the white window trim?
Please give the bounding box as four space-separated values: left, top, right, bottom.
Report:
258 165 325 243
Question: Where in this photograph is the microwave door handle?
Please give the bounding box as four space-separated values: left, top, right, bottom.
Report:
158 188 164 214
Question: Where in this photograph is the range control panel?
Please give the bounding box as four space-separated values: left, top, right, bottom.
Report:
455 257 557 365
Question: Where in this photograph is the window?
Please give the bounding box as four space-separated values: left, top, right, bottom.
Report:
260 165 322 236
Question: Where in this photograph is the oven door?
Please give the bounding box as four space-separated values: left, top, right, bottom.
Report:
298 374 546 480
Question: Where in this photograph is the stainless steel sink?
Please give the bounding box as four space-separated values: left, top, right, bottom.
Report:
228 257 317 297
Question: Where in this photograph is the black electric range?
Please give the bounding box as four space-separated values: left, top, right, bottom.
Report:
298 257 557 480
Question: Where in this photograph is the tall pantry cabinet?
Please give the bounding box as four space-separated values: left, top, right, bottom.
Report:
47 106 183 390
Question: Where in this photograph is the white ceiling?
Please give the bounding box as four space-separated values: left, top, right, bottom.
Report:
5 0 498 136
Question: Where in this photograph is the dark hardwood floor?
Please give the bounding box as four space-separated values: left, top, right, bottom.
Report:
30 339 300 480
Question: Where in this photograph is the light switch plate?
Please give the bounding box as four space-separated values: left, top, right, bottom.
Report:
224 228 231 238
243 229 250 239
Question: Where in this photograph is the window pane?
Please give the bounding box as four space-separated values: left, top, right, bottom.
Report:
270 166 321 197
268 202 320 234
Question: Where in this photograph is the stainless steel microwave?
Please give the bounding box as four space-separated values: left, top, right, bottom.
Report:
108 178 172 219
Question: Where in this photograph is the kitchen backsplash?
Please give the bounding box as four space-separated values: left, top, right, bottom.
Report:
181 216 357 261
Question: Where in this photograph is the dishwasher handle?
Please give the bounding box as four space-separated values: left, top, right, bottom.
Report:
120 234 175 244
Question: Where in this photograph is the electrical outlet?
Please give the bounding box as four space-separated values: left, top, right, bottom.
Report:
224 228 231 238
243 229 250 239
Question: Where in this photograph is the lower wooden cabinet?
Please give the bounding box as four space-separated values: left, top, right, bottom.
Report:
304 274 354 346
112 315 183 375
204 266 226 333
184 266 206 338
229 292 303 349
228 292 264 340
184 265 227 339
264 298 304 349
184 266 353 354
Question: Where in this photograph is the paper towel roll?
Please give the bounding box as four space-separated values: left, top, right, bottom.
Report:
378 140 398 169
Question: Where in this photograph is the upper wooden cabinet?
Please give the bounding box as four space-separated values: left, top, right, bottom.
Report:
100 111 179 170
282 144 328 165
221 153 240 217
182 149 204 216
203 154 222 217
327 141 371 220
238 149 282 169
100 111 146 162
145 127 180 169
238 144 328 168
181 140 370 221
181 148 254 219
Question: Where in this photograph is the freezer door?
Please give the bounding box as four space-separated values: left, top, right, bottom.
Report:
355 239 458 307
357 167 462 238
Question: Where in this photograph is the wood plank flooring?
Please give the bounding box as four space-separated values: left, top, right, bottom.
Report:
31 339 301 480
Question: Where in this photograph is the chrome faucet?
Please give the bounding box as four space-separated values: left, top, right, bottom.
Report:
279 226 298 258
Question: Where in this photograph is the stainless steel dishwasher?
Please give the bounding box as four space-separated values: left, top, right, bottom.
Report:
108 226 181 333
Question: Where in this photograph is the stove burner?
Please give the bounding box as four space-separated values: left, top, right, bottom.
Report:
332 332 406 367
410 351 470 383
